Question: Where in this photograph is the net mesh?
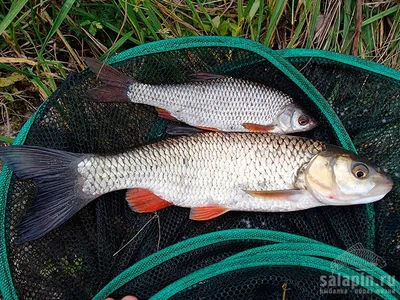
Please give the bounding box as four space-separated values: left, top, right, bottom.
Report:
174 267 374 300
1 44 399 299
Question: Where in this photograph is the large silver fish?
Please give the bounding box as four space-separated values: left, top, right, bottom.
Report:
85 58 317 134
0 133 392 243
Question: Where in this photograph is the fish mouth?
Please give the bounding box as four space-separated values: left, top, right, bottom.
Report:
370 179 393 196
307 118 318 131
348 181 393 205
315 181 394 206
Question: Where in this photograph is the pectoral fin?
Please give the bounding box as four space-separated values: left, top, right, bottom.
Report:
190 206 230 221
245 189 304 201
242 123 277 133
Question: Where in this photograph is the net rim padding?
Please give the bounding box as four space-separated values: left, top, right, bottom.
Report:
0 36 399 299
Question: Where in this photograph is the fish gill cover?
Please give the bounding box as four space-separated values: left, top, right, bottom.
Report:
0 37 399 299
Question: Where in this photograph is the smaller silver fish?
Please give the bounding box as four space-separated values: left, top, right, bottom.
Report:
85 58 317 134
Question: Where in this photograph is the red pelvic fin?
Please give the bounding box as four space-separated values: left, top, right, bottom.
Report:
126 188 172 213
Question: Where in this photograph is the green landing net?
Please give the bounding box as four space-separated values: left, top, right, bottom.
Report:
0 37 399 300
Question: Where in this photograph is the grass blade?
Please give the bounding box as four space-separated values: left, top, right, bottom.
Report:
362 5 399 27
39 0 76 56
117 0 145 44
0 136 15 144
244 0 258 19
305 0 321 48
144 0 162 33
0 0 28 35
341 0 353 53
256 0 265 41
264 0 288 46
136 6 159 40
287 9 307 48
25 68 52 99
244 0 258 39
0 63 32 77
71 6 141 45
100 31 135 61
238 0 244 21
185 0 207 33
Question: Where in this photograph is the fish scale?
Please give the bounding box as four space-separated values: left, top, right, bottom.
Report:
78 132 325 211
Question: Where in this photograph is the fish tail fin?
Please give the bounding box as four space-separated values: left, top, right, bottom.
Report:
85 57 135 103
0 146 94 243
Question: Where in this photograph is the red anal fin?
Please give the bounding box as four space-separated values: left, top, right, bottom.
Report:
189 206 229 221
242 123 277 133
198 125 219 131
126 188 172 213
155 108 178 121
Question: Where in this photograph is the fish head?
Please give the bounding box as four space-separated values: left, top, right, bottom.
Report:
275 104 318 134
304 145 393 206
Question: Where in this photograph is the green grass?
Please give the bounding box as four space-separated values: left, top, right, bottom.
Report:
0 0 399 140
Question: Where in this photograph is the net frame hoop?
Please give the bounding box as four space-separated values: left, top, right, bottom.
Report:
1 36 399 299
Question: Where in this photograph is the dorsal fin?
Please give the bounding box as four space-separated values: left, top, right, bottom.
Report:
189 72 226 81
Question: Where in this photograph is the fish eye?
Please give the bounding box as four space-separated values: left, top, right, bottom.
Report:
352 164 369 179
298 115 309 126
